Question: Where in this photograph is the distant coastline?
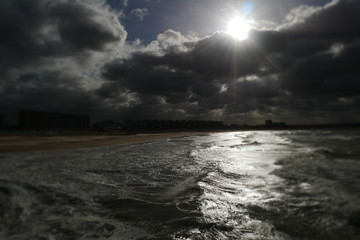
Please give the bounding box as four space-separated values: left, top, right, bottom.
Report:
1 123 360 153
0 132 206 153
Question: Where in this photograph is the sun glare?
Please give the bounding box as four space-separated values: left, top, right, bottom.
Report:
226 17 250 40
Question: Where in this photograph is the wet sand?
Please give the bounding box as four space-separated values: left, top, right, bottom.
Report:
0 132 199 153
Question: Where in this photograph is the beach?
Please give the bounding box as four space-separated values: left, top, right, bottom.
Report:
0 132 198 152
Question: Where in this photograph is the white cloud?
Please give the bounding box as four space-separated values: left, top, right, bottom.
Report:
130 8 149 21
141 29 199 54
328 43 345 58
279 0 339 30
283 5 320 25
121 0 128 7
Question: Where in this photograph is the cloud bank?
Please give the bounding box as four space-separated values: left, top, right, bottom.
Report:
100 0 360 124
1 0 359 125
0 0 126 122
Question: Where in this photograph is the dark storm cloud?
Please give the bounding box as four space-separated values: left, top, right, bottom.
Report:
0 70 112 123
0 0 127 123
1 0 359 125
100 32 283 121
281 43 360 95
283 0 360 39
102 32 269 92
101 0 360 124
0 0 126 71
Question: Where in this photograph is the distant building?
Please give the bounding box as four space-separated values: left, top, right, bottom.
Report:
0 114 3 126
265 119 273 126
265 119 286 128
93 119 122 132
19 109 90 130
124 120 225 132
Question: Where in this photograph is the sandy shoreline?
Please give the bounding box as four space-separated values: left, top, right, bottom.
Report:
0 132 203 153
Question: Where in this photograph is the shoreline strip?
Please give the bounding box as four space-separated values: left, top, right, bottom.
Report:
0 132 204 153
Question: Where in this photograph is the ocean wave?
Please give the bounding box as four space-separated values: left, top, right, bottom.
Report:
1 130 359 239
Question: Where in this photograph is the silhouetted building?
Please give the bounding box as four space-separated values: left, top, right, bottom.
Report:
264 119 286 128
93 119 122 132
19 109 90 130
265 119 273 126
124 120 224 132
0 114 3 127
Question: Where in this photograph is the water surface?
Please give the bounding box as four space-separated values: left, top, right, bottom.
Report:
0 131 359 239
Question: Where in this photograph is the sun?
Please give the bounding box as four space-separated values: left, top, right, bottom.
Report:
226 17 250 40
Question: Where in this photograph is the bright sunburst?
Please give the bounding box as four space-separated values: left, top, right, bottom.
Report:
226 17 250 40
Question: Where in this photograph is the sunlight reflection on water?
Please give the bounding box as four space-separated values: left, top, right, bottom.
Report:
182 131 291 239
0 130 359 239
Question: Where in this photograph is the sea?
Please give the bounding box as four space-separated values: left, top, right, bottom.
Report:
0 130 359 240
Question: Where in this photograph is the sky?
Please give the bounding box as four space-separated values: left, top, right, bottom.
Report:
1 0 359 125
